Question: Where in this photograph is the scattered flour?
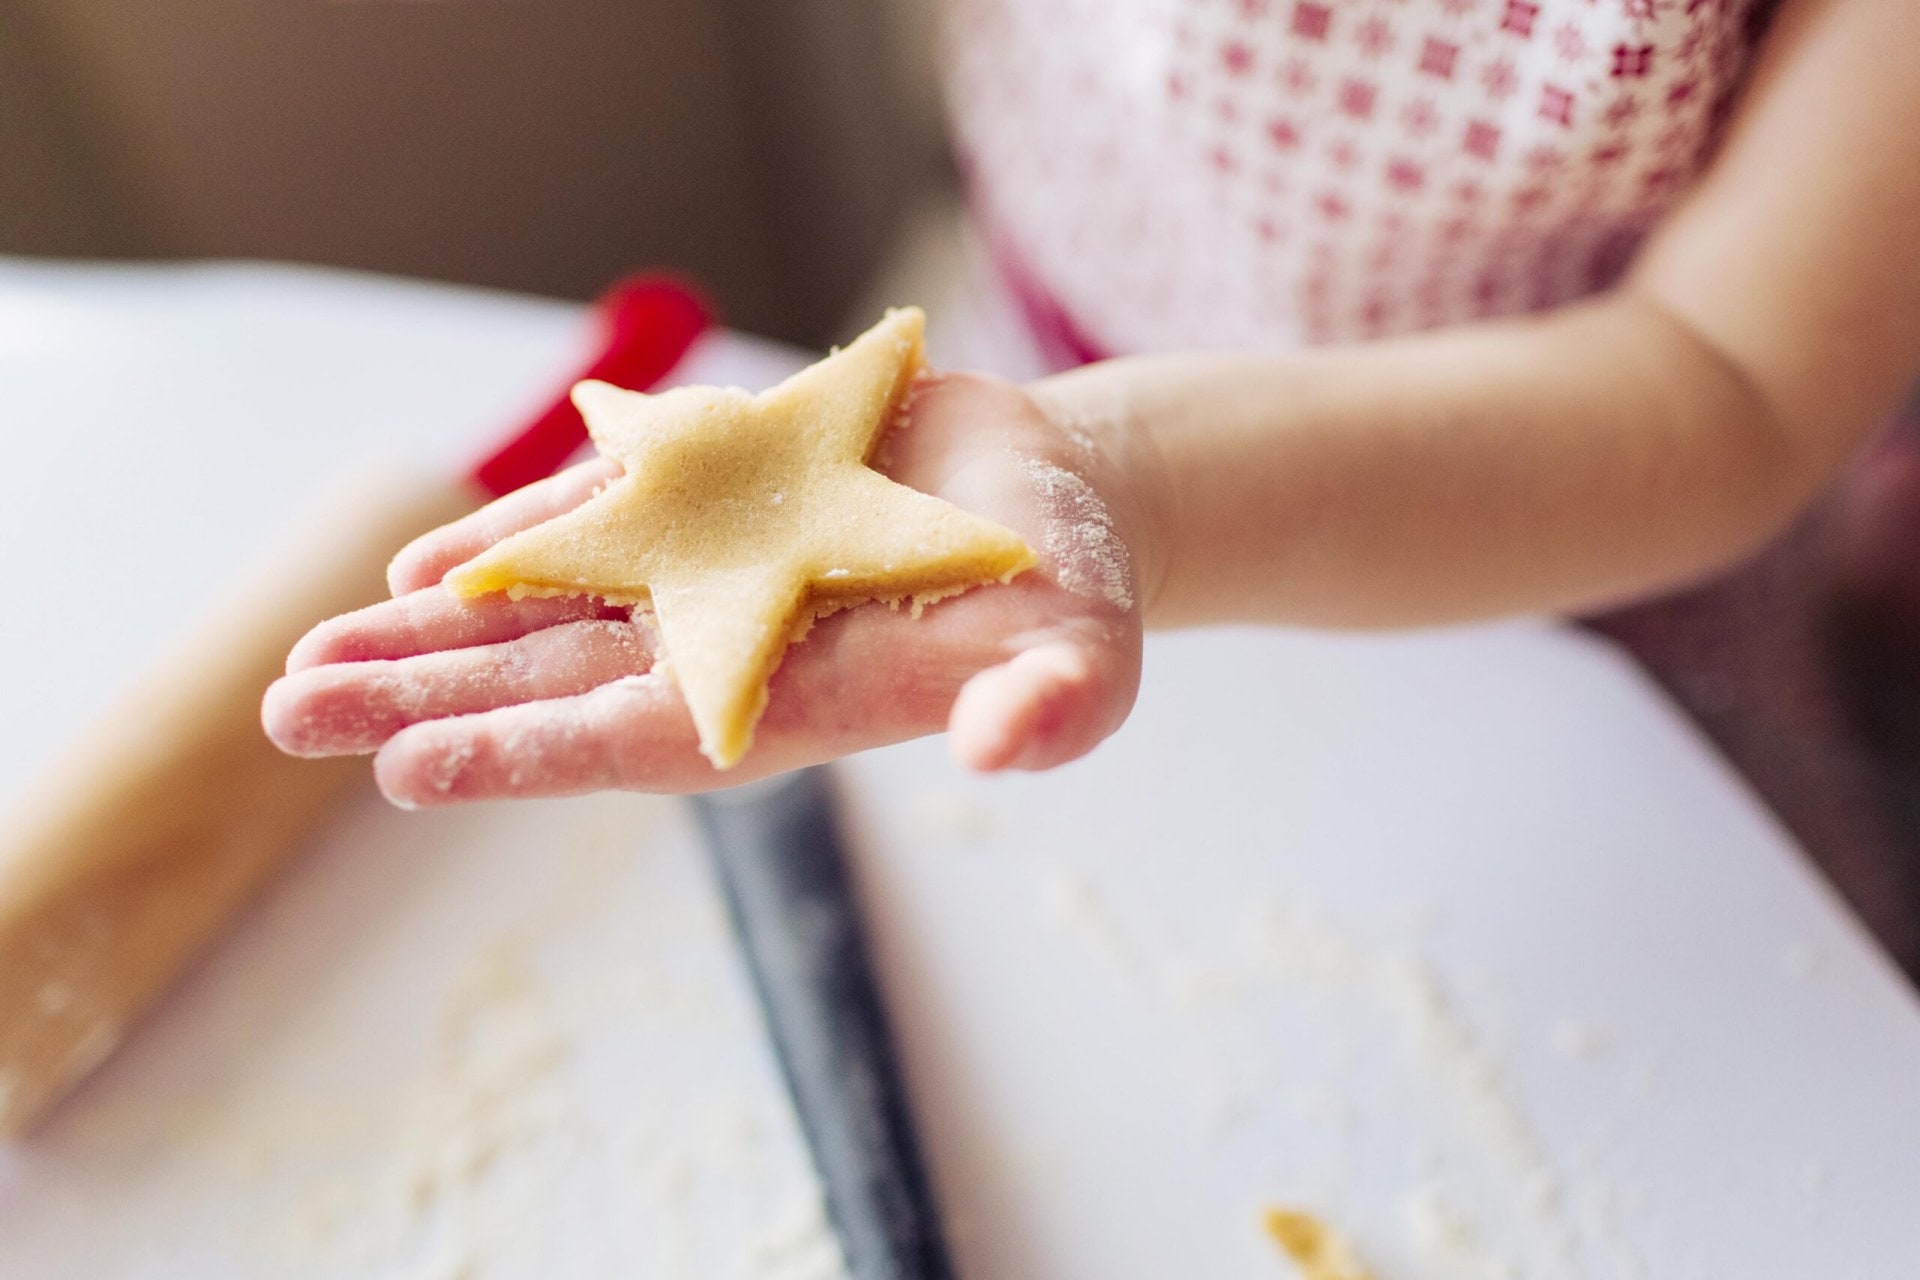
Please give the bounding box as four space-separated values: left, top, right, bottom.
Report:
731 1189 846 1280
1041 868 1139 975
1548 1019 1608 1061
1401 1186 1521 1280
1570 1180 1650 1280
425 741 478 795
391 949 572 1215
905 787 995 846
255 828 844 1280
1378 955 1550 1179
1033 879 1654 1280
609 672 666 694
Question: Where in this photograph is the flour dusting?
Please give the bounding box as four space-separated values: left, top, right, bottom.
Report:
1019 459 1133 612
425 741 477 795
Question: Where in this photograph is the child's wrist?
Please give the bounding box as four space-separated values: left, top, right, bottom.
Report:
1028 365 1179 627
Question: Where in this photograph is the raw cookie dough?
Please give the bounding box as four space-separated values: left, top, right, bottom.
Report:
446 308 1036 768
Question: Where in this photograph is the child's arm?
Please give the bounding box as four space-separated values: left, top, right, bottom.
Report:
1056 0 1920 630
267 374 1153 798
266 0 1919 801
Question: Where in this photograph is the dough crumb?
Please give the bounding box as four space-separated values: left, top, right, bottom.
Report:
1263 1206 1374 1280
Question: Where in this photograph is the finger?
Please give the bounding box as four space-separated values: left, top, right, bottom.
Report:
373 674 728 804
371 582 1132 804
286 585 623 672
264 617 656 757
370 594 1021 804
948 631 1140 773
387 457 622 595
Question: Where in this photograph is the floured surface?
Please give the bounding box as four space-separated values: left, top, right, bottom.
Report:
0 790 847 1280
835 625 1920 1280
4 265 1918 1279
9 624 1917 1278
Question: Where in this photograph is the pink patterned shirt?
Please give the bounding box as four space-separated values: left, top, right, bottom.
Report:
945 0 1770 359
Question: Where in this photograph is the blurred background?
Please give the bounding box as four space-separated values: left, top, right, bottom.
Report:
0 0 950 345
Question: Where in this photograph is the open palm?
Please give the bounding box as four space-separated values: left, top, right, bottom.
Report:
263 371 1147 804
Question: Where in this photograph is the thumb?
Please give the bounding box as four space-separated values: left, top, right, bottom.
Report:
947 634 1139 773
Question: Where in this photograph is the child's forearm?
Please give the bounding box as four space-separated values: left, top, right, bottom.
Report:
1036 292 1822 630
1034 0 1920 633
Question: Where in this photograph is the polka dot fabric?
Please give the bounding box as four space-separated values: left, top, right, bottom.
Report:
945 0 1763 356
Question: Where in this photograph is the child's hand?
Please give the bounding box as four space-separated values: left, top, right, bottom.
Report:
262 372 1152 804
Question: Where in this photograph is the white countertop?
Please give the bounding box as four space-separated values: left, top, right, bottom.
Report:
0 259 1915 1278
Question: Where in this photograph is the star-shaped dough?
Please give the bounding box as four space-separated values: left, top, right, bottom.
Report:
445 308 1037 768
